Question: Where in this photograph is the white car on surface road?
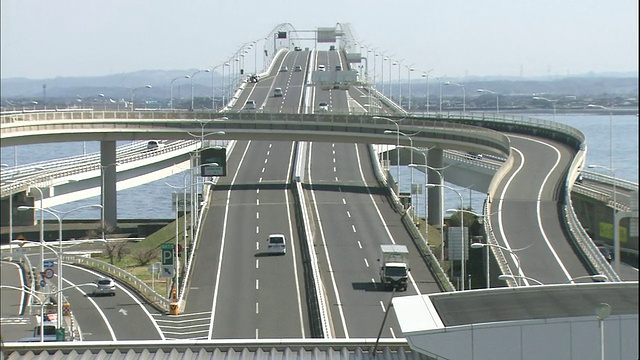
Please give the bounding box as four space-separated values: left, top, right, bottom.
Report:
93 277 116 296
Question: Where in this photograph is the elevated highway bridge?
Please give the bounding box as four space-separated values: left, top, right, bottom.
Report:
1 22 637 360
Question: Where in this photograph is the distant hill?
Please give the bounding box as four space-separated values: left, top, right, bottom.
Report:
0 69 637 100
0 69 224 100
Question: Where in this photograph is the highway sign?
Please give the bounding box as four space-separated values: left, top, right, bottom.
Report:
43 260 55 269
148 263 161 274
161 265 174 278
161 243 174 266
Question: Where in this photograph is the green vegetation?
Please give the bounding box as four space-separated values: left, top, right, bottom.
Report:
87 216 192 300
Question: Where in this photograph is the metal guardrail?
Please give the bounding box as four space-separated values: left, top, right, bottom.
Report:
582 170 638 192
563 194 620 282
62 254 171 311
483 201 517 287
293 139 331 338
296 180 331 338
367 144 455 292
0 110 512 155
1 139 199 198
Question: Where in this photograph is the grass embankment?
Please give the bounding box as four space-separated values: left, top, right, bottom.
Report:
89 217 191 299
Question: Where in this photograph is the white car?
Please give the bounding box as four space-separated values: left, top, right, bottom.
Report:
266 234 286 255
146 140 164 150
279 65 288 72
243 100 256 110
273 88 283 97
318 65 325 71
317 102 329 112
93 277 116 296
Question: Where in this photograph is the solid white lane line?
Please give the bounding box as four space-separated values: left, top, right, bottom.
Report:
209 140 252 339
64 265 120 341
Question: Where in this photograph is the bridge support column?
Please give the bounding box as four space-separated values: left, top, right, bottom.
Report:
101 141 118 232
427 148 444 227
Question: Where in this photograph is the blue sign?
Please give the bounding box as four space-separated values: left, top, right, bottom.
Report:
43 260 55 268
40 279 46 288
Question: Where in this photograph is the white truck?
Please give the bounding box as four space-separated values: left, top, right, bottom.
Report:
378 244 410 291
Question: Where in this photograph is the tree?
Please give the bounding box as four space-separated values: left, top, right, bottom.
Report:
103 240 127 264
132 248 157 266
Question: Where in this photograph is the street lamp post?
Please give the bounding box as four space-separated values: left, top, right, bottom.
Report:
421 69 433 114
532 96 558 121
444 81 466 112
408 163 447 247
129 85 152 111
166 177 215 298
394 60 403 108
221 63 230 107
455 208 494 289
170 75 190 110
475 242 527 287
190 69 211 111
210 63 230 111
498 274 542 285
533 96 576 121
386 131 419 221
406 65 414 110
595 302 612 360
1 283 97 341
165 183 183 297
26 186 46 275
499 274 607 286
436 75 446 113
587 104 617 272
588 164 619 273
374 116 402 190
477 88 499 114
409 164 448 258
427 184 465 290
17 204 102 337
401 148 427 227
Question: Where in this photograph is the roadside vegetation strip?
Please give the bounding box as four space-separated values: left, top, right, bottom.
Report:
68 219 185 312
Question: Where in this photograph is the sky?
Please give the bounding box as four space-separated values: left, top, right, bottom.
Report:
1 0 638 80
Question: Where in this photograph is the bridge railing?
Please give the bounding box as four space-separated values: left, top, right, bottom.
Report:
62 253 171 311
483 200 517 287
1 139 199 198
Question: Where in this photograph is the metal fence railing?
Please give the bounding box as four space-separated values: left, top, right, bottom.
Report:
62 254 171 311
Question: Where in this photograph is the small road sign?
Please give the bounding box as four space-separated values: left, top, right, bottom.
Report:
43 260 55 268
40 279 46 288
161 265 174 278
43 268 55 279
148 263 161 274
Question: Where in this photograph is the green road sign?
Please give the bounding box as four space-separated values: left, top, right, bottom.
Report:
161 243 174 266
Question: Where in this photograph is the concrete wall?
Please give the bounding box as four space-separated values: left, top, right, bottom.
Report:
408 314 638 360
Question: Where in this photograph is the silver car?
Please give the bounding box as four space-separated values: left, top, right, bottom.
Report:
266 234 286 255
93 278 116 296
